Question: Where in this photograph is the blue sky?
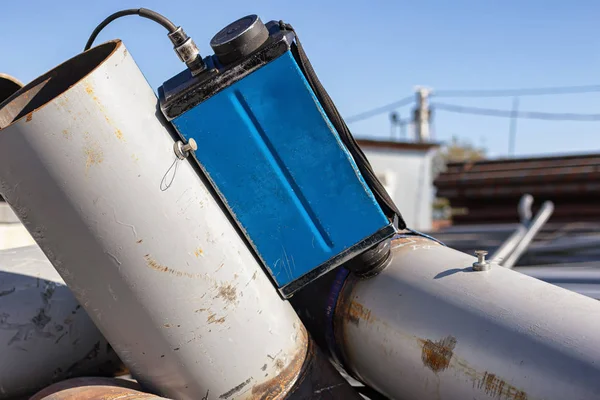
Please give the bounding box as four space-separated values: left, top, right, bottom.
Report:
1 1 599 158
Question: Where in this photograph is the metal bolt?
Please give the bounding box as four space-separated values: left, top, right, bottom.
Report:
173 139 197 160
472 250 491 271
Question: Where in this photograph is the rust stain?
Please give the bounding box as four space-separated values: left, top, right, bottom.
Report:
450 356 529 400
249 325 308 400
25 112 33 122
195 308 208 313
194 247 204 257
62 129 71 139
84 143 104 174
216 283 238 305
420 335 457 373
115 128 124 141
136 239 143 244
164 324 171 328
144 254 203 279
85 85 94 96
346 301 372 326
207 313 226 324
477 372 528 400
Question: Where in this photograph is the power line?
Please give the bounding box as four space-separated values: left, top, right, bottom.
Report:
434 85 600 98
433 102 600 121
345 95 414 123
344 84 600 123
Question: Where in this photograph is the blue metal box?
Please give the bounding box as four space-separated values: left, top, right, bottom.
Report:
160 21 394 296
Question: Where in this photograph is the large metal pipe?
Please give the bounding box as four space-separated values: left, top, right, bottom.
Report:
0 73 22 104
330 235 600 400
30 377 169 400
0 40 314 400
0 245 124 399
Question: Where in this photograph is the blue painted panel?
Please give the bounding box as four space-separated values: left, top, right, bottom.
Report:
172 51 388 288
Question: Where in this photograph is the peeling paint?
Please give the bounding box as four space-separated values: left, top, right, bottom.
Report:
477 372 528 400
346 301 372 326
84 142 104 174
216 283 238 305
420 335 457 373
207 313 226 324
220 377 252 399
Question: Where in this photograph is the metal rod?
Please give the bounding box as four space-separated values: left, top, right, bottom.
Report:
502 200 554 268
490 194 533 265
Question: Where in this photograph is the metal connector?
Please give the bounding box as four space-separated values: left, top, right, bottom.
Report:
174 139 197 159
472 250 491 271
168 27 206 76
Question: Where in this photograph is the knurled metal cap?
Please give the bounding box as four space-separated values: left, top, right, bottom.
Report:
210 15 269 66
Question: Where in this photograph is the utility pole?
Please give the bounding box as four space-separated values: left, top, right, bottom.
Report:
413 87 431 142
390 112 399 140
508 97 519 156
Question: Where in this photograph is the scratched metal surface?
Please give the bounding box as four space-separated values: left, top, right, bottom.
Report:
0 40 306 400
0 246 122 399
334 236 600 400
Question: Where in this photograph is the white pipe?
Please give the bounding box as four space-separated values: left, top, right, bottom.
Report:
334 235 600 400
502 201 554 268
0 245 122 399
0 40 306 400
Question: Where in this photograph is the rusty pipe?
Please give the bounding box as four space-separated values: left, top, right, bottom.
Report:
0 73 22 105
0 40 359 400
293 234 600 400
31 377 168 400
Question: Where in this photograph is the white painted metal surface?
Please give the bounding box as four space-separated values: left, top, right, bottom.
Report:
0 245 121 399
0 40 306 400
335 235 600 400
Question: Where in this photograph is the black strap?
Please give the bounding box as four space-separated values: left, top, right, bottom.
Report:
279 21 405 229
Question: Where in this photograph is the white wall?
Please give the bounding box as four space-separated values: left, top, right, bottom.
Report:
0 203 35 249
362 147 437 231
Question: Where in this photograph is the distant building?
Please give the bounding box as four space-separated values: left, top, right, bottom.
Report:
357 139 440 231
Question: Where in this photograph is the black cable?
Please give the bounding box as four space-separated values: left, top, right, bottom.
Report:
434 85 600 98
84 8 177 51
345 96 414 124
433 102 600 121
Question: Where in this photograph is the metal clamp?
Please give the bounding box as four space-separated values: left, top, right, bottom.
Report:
173 139 197 160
